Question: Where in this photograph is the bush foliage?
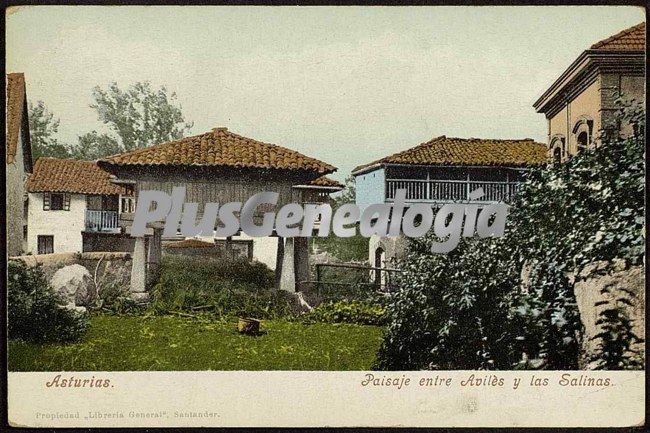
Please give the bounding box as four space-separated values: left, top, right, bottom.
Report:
375 102 644 370
149 255 295 318
302 300 386 326
8 260 89 343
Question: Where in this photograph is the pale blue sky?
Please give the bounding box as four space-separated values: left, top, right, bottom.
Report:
6 6 645 181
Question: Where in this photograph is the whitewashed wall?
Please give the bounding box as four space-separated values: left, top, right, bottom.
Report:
239 233 278 271
27 192 86 253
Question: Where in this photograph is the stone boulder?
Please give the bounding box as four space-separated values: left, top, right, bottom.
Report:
50 264 93 307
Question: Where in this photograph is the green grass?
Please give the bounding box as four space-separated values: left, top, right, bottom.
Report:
8 315 383 371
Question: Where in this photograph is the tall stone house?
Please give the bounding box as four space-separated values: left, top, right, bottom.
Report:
6 73 33 257
533 22 645 163
98 126 341 294
25 158 135 254
352 135 546 270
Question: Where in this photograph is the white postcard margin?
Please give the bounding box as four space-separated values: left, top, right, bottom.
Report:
7 370 645 428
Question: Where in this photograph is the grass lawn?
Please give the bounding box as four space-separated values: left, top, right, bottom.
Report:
8 315 383 371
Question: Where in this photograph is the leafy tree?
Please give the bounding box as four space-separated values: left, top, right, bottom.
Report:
313 175 368 262
71 131 123 160
90 81 193 151
28 101 71 160
334 175 357 207
375 100 644 370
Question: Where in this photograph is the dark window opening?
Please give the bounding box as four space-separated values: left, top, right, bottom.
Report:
553 147 562 165
577 131 589 151
50 193 64 210
44 192 69 211
37 235 54 254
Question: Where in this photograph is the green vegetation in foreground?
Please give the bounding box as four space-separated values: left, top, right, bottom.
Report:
8 315 383 371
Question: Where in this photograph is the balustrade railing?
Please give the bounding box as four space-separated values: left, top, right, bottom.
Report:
85 210 119 232
386 179 520 203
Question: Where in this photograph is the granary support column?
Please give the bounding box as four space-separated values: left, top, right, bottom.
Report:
293 237 310 292
274 236 284 290
279 238 296 292
147 228 163 284
130 235 148 296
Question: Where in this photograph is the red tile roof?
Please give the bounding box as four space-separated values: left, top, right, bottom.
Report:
352 136 547 173
26 158 132 195
591 22 645 51
99 127 336 175
6 73 26 165
308 176 344 188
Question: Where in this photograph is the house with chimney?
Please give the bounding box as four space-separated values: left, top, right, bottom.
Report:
6 73 33 257
98 126 341 295
25 158 135 254
533 22 645 162
352 135 546 270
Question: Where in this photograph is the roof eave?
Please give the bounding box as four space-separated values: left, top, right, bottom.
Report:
534 49 645 113
351 162 385 176
99 160 336 176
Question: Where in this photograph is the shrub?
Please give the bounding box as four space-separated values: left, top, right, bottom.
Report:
149 255 293 318
302 300 386 326
8 260 89 343
375 101 644 370
90 282 146 315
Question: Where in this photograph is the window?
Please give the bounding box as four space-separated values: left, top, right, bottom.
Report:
43 192 70 211
572 116 593 154
103 195 119 212
577 131 589 151
121 197 135 213
37 235 54 254
549 135 565 165
51 193 64 210
86 195 103 211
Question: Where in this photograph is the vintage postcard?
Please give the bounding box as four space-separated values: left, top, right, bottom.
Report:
4 4 646 428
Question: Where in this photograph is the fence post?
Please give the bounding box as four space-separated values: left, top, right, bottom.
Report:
316 264 322 296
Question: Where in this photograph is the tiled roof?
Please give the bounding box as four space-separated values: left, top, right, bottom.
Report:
99 127 336 175
165 239 215 249
26 158 132 195
6 73 26 165
591 22 645 51
308 176 344 188
352 136 547 173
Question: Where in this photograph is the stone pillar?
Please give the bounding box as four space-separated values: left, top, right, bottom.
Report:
274 236 284 290
147 228 163 285
130 236 148 296
293 237 310 292
279 238 296 292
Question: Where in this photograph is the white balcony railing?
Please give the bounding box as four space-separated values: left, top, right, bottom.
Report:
386 179 521 203
85 210 119 232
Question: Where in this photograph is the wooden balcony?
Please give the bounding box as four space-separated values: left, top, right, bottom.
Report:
386 178 521 204
85 210 120 232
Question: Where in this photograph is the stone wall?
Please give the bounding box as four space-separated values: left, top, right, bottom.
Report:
573 260 645 367
11 252 133 295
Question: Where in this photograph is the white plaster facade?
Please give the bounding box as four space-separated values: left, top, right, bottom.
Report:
26 192 86 254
